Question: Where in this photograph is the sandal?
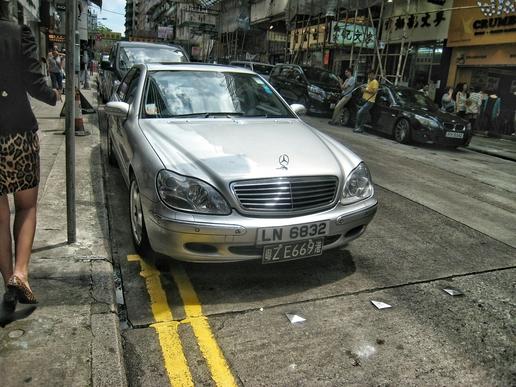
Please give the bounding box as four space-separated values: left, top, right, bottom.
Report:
7 275 38 304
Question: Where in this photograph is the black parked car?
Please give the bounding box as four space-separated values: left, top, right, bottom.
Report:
337 84 472 147
100 41 188 103
269 64 341 115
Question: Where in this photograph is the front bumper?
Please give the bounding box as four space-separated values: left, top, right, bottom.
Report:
412 124 472 146
143 196 378 262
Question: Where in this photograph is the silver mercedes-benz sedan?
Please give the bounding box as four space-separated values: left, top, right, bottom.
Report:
105 63 377 263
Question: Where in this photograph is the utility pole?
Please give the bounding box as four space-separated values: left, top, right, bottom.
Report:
65 0 77 243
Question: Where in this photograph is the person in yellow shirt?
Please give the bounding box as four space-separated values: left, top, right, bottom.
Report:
354 70 379 133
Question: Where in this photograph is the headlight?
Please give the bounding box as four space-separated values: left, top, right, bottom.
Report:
341 163 374 205
157 170 231 215
308 85 326 102
415 115 440 129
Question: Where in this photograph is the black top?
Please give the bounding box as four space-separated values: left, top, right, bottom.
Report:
0 20 57 136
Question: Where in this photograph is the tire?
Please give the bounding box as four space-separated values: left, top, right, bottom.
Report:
339 106 352 127
107 133 118 167
129 177 152 256
393 118 411 144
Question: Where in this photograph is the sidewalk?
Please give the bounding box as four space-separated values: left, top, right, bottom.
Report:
0 80 127 386
468 134 516 162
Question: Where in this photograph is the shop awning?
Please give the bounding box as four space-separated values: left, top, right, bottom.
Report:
90 0 102 8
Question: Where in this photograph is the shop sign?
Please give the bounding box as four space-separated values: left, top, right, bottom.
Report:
476 0 516 17
330 22 376 49
381 0 452 43
447 0 516 46
48 33 66 43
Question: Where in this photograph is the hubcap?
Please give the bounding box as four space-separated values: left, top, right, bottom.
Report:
395 120 408 141
130 180 143 245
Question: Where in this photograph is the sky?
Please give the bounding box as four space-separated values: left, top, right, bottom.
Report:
90 0 127 35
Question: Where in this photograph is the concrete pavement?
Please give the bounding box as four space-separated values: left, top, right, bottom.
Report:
0 82 126 386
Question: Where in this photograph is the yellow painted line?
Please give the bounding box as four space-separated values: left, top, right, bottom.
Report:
127 255 193 387
171 265 238 387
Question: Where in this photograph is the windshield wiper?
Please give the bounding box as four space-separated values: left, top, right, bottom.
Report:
203 112 245 118
170 112 245 118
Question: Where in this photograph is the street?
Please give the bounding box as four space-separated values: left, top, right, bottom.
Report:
102 113 516 386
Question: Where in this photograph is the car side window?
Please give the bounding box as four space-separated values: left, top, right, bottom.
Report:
270 66 281 77
293 68 304 82
117 68 136 100
280 66 292 78
124 70 141 104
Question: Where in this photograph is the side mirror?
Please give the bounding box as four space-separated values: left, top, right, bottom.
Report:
105 101 129 117
290 104 307 116
101 61 112 71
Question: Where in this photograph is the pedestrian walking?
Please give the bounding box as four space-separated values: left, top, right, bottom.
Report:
466 86 483 130
329 67 356 125
455 83 469 118
354 70 379 133
47 46 63 91
479 91 502 137
0 0 60 308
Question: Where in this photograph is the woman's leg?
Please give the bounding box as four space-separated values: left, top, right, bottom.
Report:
12 187 38 289
0 194 13 286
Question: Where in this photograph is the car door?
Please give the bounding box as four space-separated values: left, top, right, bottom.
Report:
110 68 137 175
371 87 399 134
291 67 308 104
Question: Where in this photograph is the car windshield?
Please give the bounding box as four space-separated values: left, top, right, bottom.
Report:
119 46 187 71
253 64 273 75
143 70 294 119
301 67 340 87
394 88 439 111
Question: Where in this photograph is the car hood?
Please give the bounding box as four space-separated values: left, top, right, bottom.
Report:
139 118 358 183
402 104 468 124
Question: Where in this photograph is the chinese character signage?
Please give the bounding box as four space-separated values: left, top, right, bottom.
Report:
448 0 516 46
330 22 376 48
381 0 452 43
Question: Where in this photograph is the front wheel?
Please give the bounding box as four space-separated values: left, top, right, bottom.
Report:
129 177 151 256
339 106 352 127
393 119 411 144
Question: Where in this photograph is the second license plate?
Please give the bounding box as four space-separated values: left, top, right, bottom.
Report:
445 131 464 138
262 238 324 264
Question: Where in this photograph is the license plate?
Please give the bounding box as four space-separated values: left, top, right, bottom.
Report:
262 238 324 264
256 221 329 245
445 131 464 139
330 103 336 109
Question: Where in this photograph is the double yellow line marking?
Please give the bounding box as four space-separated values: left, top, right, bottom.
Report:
128 255 237 387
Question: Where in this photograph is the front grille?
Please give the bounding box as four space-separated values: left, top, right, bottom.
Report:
231 176 338 215
444 123 465 131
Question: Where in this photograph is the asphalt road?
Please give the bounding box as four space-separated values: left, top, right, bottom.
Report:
102 115 516 386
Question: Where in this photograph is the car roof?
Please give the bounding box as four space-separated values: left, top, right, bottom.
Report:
117 41 183 49
231 61 272 66
143 62 255 74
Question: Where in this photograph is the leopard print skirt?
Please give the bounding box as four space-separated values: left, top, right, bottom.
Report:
0 131 40 196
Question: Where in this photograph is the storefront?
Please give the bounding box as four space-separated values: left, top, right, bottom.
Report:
447 0 516 135
380 0 453 97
